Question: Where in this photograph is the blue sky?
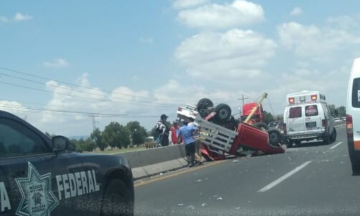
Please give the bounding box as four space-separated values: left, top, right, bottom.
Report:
1 0 360 136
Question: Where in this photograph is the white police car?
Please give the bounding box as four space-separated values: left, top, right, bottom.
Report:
0 110 134 216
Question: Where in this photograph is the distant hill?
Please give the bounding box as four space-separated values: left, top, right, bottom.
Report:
68 135 90 140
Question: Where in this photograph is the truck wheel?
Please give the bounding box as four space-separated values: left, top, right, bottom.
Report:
286 139 292 148
323 133 331 145
268 129 281 146
293 140 301 146
254 122 269 131
352 163 360 175
214 103 232 122
197 98 213 118
101 179 134 216
330 127 337 142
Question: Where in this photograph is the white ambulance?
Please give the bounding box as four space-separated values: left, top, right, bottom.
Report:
283 90 337 146
346 57 360 174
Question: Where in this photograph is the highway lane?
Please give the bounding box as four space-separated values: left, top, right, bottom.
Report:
135 124 360 216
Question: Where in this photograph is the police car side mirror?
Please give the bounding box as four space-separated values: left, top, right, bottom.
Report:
52 136 69 152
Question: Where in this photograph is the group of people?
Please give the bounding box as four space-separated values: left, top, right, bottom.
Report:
155 114 202 167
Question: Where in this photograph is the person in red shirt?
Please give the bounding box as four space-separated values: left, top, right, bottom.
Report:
170 121 181 145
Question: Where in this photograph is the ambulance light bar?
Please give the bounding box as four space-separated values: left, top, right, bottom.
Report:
288 97 295 104
311 94 317 101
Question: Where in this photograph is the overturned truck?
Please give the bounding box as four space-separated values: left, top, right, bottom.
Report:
177 93 285 161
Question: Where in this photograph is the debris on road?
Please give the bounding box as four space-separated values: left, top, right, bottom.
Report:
187 205 195 210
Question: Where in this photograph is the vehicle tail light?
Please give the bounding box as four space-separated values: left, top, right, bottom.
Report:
347 114 353 138
288 97 294 104
322 119 327 127
178 107 182 111
311 94 317 101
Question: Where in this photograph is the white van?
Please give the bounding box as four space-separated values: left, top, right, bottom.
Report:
346 57 360 174
283 90 337 146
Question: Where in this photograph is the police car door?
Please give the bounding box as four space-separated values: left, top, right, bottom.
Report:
0 165 11 216
0 116 86 216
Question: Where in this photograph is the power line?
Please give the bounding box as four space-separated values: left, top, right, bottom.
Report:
0 72 185 106
0 66 197 102
0 80 178 107
0 103 163 118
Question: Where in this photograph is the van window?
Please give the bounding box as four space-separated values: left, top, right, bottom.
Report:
289 107 302 118
352 77 360 108
305 105 318 117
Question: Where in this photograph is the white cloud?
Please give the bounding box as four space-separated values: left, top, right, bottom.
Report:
277 19 360 62
173 0 209 9
290 7 302 16
13 12 33 21
0 16 9 23
43 58 69 68
326 15 360 30
0 101 29 116
2 61 350 137
175 29 277 80
177 0 264 30
0 12 33 23
139 37 154 44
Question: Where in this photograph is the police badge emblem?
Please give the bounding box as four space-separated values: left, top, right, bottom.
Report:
15 162 59 216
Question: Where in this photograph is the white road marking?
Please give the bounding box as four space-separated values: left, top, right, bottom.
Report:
329 142 343 150
258 160 312 193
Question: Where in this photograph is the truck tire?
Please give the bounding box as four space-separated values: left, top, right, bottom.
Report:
101 179 134 216
197 98 213 118
323 133 331 145
330 127 337 142
286 139 293 148
351 160 360 175
214 103 232 122
254 122 269 131
268 129 281 146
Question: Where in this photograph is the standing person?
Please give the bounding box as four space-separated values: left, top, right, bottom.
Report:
177 119 198 167
169 121 180 145
155 114 170 147
188 117 202 165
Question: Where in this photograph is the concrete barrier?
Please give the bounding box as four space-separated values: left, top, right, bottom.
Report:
118 144 188 180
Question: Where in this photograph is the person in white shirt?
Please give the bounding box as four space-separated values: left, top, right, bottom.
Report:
188 117 202 165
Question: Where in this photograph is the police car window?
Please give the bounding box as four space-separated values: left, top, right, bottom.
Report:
289 107 302 118
352 78 360 108
0 118 50 158
305 105 318 117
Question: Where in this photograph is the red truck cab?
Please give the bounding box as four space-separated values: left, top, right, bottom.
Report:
241 102 264 125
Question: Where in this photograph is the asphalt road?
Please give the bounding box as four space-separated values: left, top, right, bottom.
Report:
135 124 360 216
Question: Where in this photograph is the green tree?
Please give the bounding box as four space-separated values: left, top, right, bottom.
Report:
328 104 336 115
76 138 96 152
337 106 346 117
150 127 158 138
103 122 131 149
263 110 274 124
90 128 107 151
68 139 78 152
126 121 147 145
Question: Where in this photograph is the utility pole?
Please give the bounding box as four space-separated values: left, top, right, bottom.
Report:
89 113 99 132
238 94 249 108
